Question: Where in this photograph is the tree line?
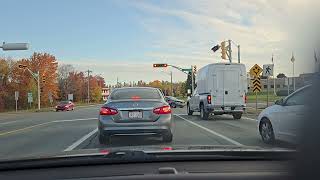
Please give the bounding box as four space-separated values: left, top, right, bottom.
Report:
0 52 105 111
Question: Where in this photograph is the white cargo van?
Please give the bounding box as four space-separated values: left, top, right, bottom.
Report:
187 63 247 120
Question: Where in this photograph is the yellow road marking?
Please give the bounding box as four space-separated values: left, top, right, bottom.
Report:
0 118 96 137
0 122 53 136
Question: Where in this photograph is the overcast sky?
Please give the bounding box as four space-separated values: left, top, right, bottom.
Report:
1 0 319 85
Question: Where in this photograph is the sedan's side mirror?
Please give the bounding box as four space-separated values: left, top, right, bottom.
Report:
275 98 284 106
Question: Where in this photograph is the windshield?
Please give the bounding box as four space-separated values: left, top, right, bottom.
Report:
0 0 319 163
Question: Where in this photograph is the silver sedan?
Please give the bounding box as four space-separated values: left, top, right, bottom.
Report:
98 87 173 144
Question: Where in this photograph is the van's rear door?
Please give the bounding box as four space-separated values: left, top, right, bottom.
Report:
213 67 224 106
223 66 243 106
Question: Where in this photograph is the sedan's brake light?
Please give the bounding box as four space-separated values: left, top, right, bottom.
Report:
153 105 171 114
100 107 118 115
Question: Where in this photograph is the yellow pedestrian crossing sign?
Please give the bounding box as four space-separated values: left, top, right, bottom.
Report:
250 64 262 77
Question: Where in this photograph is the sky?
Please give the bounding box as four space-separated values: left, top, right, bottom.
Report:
1 0 319 85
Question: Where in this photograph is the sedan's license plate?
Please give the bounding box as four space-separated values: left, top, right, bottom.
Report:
128 111 143 119
225 107 231 111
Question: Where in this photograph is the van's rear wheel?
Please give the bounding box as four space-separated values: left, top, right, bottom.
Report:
200 104 209 120
187 104 193 115
232 113 242 120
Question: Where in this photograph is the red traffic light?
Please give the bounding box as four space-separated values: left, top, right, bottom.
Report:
153 64 168 68
18 64 27 69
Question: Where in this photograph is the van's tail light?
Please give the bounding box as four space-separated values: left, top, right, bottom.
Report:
100 107 118 115
153 105 171 114
207 95 212 104
244 95 248 103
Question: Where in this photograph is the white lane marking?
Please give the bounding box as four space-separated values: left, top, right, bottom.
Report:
174 114 244 146
174 113 188 116
53 118 97 123
242 117 257 121
64 128 98 151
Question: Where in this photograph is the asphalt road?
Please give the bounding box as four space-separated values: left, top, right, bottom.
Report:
0 105 293 160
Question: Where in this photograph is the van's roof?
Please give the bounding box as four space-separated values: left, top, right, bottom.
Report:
207 62 245 66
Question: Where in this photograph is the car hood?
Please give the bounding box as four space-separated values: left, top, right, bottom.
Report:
258 104 283 120
0 145 293 162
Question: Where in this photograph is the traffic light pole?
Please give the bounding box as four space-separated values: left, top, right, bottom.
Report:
228 40 232 63
170 71 173 96
191 65 195 94
23 67 41 110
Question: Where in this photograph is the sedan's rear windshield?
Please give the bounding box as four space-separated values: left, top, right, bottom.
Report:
110 88 161 100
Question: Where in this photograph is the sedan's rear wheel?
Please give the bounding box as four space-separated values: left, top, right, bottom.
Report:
99 134 110 145
260 119 275 144
233 113 242 120
170 103 176 108
162 131 173 142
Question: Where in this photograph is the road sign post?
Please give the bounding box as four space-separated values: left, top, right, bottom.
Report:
250 64 262 115
15 91 19 112
27 92 33 109
263 64 274 107
267 77 269 107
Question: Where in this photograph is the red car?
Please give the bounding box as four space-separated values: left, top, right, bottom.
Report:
55 101 75 111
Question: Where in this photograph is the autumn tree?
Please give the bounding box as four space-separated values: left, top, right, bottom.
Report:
28 53 59 106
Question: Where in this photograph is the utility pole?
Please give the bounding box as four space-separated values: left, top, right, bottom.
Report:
237 45 240 63
86 70 92 104
116 77 119 88
170 71 173 96
291 53 295 91
228 40 232 63
272 54 276 95
191 65 195 94
37 70 40 110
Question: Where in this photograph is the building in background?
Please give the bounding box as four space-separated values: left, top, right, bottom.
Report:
248 73 315 93
101 87 110 101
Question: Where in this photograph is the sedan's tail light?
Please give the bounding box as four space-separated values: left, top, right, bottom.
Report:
153 105 171 114
100 107 118 115
207 95 212 104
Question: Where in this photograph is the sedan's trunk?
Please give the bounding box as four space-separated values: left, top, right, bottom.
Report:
106 100 166 123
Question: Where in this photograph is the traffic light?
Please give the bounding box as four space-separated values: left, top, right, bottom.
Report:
211 45 220 52
193 65 197 74
18 64 27 69
221 41 227 60
153 64 168 68
42 75 46 83
40 87 44 93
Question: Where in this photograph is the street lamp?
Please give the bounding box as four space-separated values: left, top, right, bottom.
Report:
161 71 173 96
18 61 57 110
291 53 295 91
0 42 29 51
86 70 92 104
